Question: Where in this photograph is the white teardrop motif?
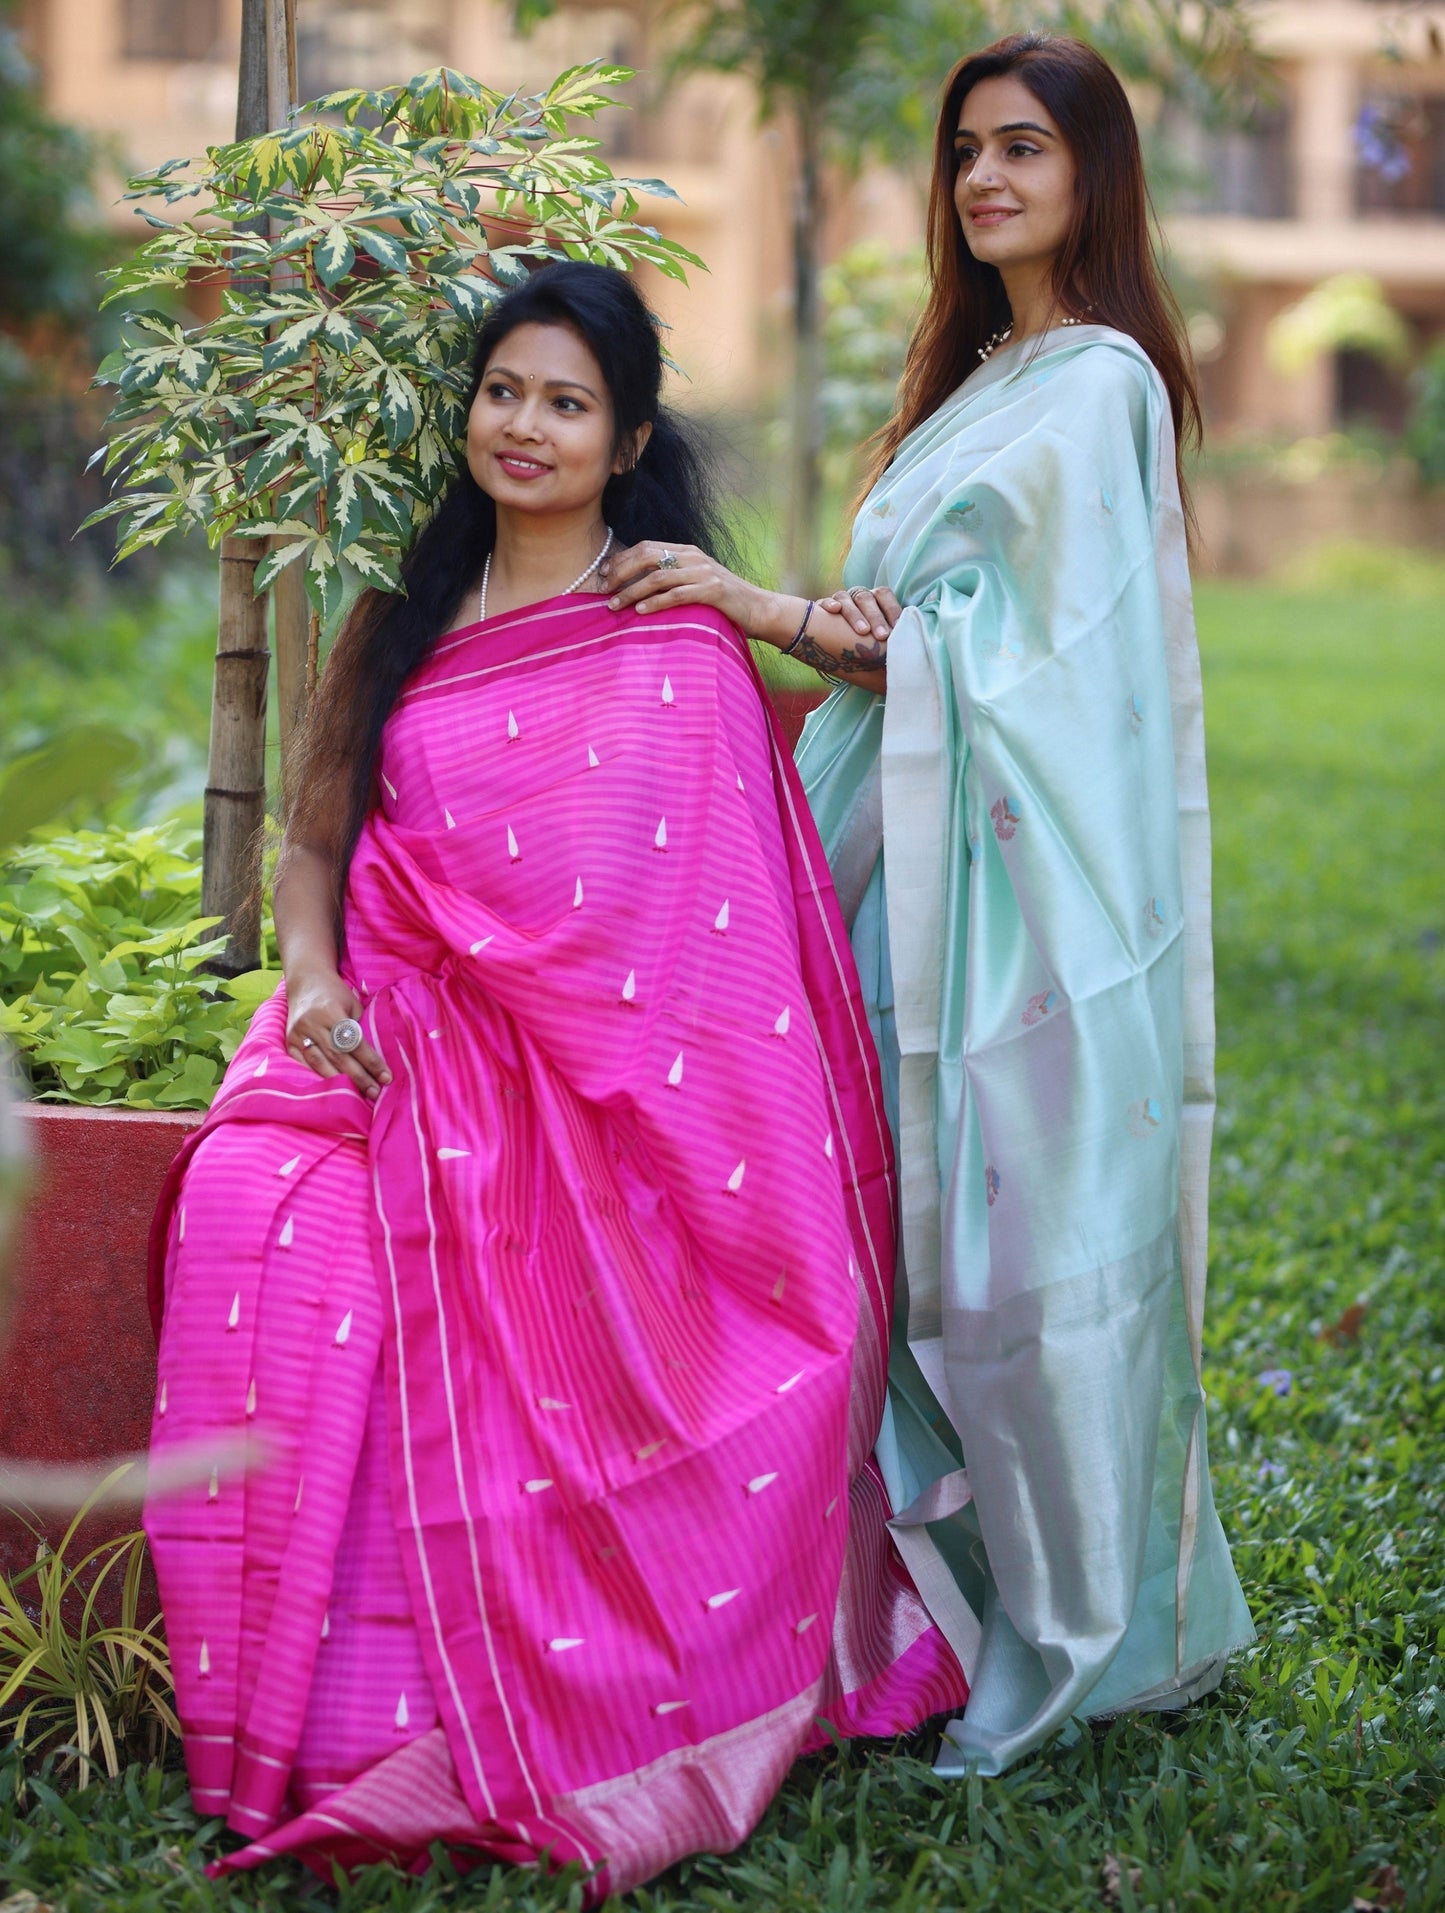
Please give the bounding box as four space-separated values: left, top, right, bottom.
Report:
726 1160 746 1194
747 1472 778 1495
444 808 456 830
573 877 584 910
777 1369 804 1393
158 1379 168 1417
334 1310 353 1347
226 1292 240 1331
706 1589 740 1609
547 1637 584 1652
395 1692 409 1729
245 1378 256 1417
621 970 636 1003
587 745 600 768
773 1006 791 1037
507 709 519 740
523 1478 554 1494
653 817 667 851
507 825 520 862
178 1208 186 1243
470 937 493 955
279 1215 295 1248
278 1154 301 1178
666 1052 684 1088
199 1639 211 1676
207 1467 218 1501
661 676 674 705
713 899 730 933
382 772 398 800
321 1611 330 1640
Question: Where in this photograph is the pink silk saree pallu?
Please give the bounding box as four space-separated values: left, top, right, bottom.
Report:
145 596 967 1895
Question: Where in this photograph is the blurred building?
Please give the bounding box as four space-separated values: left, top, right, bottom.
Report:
13 0 1445 434
1166 1 1445 437
13 0 792 409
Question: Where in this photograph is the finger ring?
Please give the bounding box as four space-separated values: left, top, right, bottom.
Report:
657 550 679 570
300 1037 314 1050
330 1018 363 1053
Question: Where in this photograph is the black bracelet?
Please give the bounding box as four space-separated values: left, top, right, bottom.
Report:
782 599 815 657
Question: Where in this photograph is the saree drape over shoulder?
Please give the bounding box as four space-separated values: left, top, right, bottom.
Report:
798 326 1253 1777
144 597 966 1895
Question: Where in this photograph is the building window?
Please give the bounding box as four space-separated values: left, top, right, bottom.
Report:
296 0 445 103
120 0 222 62
1161 99 1296 220
1356 95 1445 217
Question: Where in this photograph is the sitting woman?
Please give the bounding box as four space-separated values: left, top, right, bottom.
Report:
144 261 967 1893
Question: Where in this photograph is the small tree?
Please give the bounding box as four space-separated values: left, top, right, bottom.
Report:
88 62 697 616
84 61 700 967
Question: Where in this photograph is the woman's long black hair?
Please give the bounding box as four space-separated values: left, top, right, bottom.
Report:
289 260 735 882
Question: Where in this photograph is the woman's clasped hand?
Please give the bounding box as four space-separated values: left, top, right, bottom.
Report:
599 539 903 657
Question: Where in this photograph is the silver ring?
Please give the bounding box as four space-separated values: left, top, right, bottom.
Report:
330 1018 363 1053
300 1037 314 1050
657 550 679 570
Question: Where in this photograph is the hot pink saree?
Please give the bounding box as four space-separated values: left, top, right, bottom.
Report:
145 597 966 1894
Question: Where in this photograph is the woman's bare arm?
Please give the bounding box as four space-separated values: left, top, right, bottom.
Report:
274 818 392 1101
598 541 897 696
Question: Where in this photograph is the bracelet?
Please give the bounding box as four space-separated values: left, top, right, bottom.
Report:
782 599 815 657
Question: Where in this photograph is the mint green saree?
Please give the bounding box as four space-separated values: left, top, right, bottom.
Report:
798 325 1253 1775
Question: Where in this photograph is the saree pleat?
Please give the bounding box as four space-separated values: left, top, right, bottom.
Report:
145 598 965 1894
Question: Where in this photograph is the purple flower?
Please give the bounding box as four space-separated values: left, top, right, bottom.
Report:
1257 1367 1292 1397
1355 105 1412 183
1258 1459 1286 1483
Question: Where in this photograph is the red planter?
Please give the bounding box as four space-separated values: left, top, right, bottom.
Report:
1 1105 200 1605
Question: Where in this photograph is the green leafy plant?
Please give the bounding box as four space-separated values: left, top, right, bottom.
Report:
83 62 703 621
1406 339 1445 487
0 821 277 1108
0 1468 178 1788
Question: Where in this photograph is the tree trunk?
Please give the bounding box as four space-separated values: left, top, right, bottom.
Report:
202 538 270 975
265 0 307 815
203 0 297 956
782 104 825 596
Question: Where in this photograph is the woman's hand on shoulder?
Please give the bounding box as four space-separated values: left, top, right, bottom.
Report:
285 967 392 1102
599 542 767 633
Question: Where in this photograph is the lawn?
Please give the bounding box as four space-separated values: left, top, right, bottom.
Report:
2 575 1443 1910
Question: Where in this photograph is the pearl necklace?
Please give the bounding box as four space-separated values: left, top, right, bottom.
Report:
979 312 1089 363
479 527 615 624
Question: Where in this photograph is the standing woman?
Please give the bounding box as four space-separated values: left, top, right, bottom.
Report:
602 34 1254 1772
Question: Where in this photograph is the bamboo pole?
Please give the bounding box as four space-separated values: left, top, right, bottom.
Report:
201 537 270 975
267 0 308 818
202 0 298 956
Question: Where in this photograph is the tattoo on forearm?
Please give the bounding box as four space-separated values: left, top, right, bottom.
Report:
790 633 886 677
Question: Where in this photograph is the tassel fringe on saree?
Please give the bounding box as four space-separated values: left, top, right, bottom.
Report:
144 597 967 1894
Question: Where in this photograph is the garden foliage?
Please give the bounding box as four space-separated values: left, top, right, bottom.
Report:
0 822 276 1108
0 1470 177 1791
84 63 702 621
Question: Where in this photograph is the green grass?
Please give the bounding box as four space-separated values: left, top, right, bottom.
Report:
2 579 1444 1908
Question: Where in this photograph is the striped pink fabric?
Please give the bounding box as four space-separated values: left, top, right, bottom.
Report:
144 598 966 1895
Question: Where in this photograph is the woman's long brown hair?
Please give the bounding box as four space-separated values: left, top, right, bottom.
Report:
863 34 1201 517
